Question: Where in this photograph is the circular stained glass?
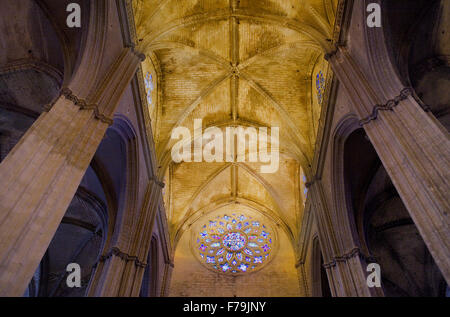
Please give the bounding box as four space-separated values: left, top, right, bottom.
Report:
192 213 275 274
223 232 246 251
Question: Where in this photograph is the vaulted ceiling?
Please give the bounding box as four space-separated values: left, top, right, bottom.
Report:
133 0 338 249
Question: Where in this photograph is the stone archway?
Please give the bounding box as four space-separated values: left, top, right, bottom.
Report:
343 127 448 297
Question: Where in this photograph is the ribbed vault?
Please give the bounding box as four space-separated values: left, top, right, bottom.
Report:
133 0 337 252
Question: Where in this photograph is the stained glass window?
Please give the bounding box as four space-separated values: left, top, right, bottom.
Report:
194 213 274 274
144 72 154 106
316 71 325 104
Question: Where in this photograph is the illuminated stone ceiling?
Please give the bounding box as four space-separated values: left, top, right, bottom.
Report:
133 0 338 253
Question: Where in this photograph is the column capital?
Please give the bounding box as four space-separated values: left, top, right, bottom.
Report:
125 43 146 62
66 87 114 125
99 246 147 268
150 177 165 188
324 43 346 61
359 87 414 126
165 260 175 268
305 175 321 188
322 247 377 269
43 88 115 126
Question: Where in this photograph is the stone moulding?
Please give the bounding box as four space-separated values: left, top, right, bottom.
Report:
0 58 63 83
44 87 114 126
358 87 414 126
150 176 165 188
98 246 147 268
322 247 377 269
305 176 321 188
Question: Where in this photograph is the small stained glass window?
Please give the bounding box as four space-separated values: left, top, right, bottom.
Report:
316 71 325 104
144 72 154 106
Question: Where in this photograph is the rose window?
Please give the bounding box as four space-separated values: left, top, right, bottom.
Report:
222 232 246 251
193 213 274 274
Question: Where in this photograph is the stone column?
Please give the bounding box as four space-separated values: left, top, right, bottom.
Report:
160 260 174 297
0 46 144 296
328 46 450 283
88 178 164 297
295 260 310 297
308 181 376 296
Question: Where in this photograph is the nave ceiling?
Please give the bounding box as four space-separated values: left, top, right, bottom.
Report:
132 0 339 250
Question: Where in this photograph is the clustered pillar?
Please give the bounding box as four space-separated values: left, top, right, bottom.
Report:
0 47 144 296
328 46 449 285
88 179 164 296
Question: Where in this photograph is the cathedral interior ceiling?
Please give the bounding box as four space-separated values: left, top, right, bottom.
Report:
133 0 338 247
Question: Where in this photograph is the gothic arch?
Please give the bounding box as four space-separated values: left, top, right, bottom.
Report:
26 185 108 297
34 0 91 84
157 120 302 175
332 115 448 296
173 197 295 253
362 0 405 101
331 114 363 251
323 114 381 297
87 115 142 294
89 157 119 251
0 0 66 116
108 114 140 249
138 8 332 51
310 235 332 297
381 0 450 129
140 235 159 297
311 235 322 297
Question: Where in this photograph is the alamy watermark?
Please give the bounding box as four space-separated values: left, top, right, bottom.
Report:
367 3 382 28
66 3 81 28
366 263 381 288
66 263 81 288
171 119 280 173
